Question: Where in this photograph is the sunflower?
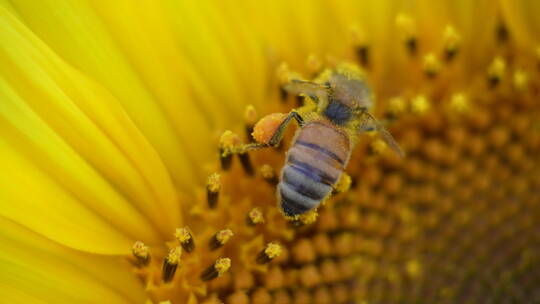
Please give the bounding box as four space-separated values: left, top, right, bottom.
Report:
1 0 539 303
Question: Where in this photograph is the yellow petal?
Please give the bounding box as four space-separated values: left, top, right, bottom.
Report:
7 0 203 186
0 216 145 303
500 0 540 49
0 6 181 253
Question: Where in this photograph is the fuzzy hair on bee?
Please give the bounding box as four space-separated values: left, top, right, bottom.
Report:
223 63 403 218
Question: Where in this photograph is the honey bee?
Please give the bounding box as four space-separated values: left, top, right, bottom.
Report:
226 64 403 218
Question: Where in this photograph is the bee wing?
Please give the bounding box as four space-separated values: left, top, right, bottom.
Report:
360 112 404 157
283 79 328 100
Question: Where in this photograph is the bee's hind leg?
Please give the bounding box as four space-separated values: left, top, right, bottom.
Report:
268 111 304 146
219 142 269 175
220 111 304 175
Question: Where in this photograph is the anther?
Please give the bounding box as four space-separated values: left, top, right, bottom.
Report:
276 62 291 85
535 46 540 70
387 96 406 118
131 241 150 267
487 56 506 87
244 105 258 142
306 54 322 75
443 25 460 61
423 53 441 78
449 93 469 113
256 242 282 264
356 45 370 67
238 152 255 176
277 63 292 102
496 21 509 44
219 130 240 170
200 258 231 281
162 247 182 283
209 229 234 250
175 227 195 253
206 173 221 209
396 13 417 55
351 25 370 67
513 69 528 92
259 164 278 185
279 86 288 102
247 207 264 225
411 94 430 114
370 138 388 155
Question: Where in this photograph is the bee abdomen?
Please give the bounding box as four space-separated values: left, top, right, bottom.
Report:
277 120 351 216
278 164 333 216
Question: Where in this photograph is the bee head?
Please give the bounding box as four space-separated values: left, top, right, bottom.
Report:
327 67 373 111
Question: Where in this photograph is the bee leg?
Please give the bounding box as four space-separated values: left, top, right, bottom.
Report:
359 125 376 132
224 143 267 176
359 111 404 157
232 142 269 154
268 111 304 146
221 111 304 175
225 111 304 155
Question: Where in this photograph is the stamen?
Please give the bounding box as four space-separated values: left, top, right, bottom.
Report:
443 25 461 61
206 173 221 209
334 172 352 193
411 94 430 114
396 13 417 55
277 63 291 102
244 105 258 142
406 259 422 279
175 227 195 253
259 164 278 185
238 152 255 176
201 258 231 281
306 54 322 75
256 242 282 264
276 62 291 85
487 56 506 87
536 46 540 70
131 241 150 267
247 207 264 225
449 93 469 114
350 25 369 67
423 53 441 78
496 21 509 44
513 69 528 92
209 229 234 250
219 130 241 170
356 45 369 67
162 247 182 283
296 95 305 107
387 96 406 118
370 138 388 155
405 38 417 55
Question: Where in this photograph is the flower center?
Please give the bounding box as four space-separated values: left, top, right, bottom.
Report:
129 15 540 304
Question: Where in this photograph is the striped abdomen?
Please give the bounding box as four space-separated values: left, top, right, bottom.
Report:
278 120 351 216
